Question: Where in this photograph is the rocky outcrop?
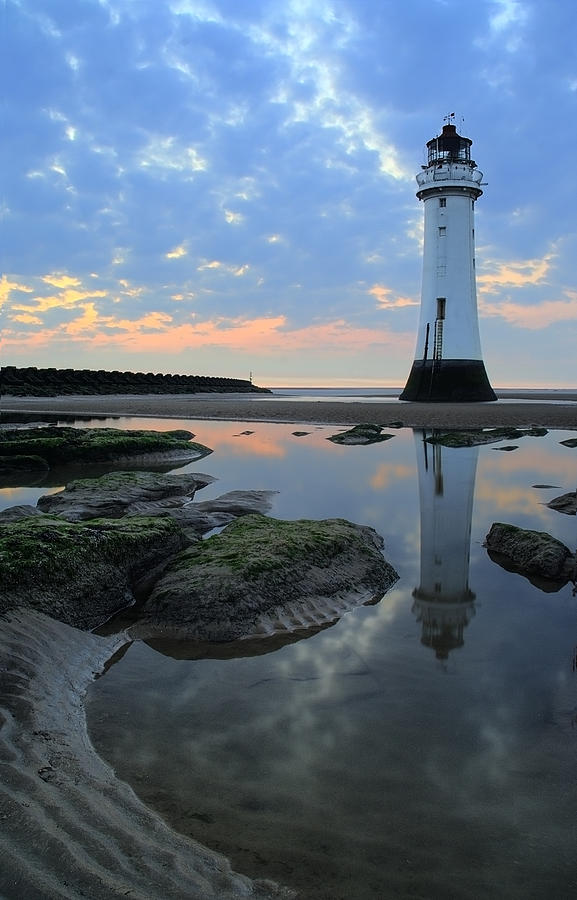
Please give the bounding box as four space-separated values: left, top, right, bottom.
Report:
485 522 575 586
33 470 277 536
560 437 577 448
37 470 216 521
0 425 212 470
546 491 577 516
0 515 190 628
327 423 395 445
131 514 398 642
426 427 548 448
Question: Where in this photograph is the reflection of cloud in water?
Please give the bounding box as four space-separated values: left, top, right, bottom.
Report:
369 462 413 490
475 481 548 517
478 443 577 486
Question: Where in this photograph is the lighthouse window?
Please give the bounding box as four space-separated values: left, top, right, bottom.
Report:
439 198 446 208
438 226 446 236
436 297 446 320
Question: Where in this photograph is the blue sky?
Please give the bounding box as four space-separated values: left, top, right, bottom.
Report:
2 0 576 387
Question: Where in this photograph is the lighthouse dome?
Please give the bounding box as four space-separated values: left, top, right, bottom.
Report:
426 124 475 166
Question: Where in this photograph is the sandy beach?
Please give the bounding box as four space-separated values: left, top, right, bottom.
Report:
2 391 577 429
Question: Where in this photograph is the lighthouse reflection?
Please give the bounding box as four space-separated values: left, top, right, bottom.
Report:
412 429 478 659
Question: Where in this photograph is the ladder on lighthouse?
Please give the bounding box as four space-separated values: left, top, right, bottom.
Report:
433 318 444 361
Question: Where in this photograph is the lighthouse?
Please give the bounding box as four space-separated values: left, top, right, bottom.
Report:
400 119 496 402
411 430 478 659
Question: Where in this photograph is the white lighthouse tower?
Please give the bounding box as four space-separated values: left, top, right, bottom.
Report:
400 119 496 402
411 430 478 659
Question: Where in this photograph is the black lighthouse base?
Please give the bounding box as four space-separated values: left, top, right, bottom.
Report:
399 359 497 402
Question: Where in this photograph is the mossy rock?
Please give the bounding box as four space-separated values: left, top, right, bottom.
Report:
37 470 214 521
134 514 399 641
0 426 212 467
485 522 574 584
426 427 548 448
327 423 395 445
0 515 189 629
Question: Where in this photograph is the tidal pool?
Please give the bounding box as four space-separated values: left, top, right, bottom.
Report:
3 417 576 898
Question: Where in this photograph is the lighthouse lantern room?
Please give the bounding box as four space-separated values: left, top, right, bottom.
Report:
400 119 496 402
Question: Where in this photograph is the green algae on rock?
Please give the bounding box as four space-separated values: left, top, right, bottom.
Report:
426 427 548 448
327 423 395 445
132 514 399 642
0 514 190 629
0 425 212 468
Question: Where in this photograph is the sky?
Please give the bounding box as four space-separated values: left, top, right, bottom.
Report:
1 0 576 388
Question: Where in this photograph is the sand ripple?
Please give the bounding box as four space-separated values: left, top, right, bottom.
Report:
0 611 293 899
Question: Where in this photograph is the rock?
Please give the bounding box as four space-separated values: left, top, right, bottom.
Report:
37 470 216 521
0 515 190 628
131 514 398 642
560 437 577 448
492 445 518 452
292 431 310 437
0 425 212 469
327 423 395 445
0 505 45 522
485 522 575 584
427 427 548 448
160 489 278 535
546 491 577 516
532 484 561 489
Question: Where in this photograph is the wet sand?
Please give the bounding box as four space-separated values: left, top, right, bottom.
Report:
2 391 577 429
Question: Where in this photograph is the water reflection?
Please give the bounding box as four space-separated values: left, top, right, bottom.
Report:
412 431 478 659
3 416 577 898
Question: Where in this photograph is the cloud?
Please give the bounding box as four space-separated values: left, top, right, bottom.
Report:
369 284 418 309
12 286 108 315
480 291 577 329
3 304 410 357
477 252 555 293
489 0 528 35
41 273 82 288
196 258 250 277
165 244 188 259
224 209 244 224
0 277 34 309
136 136 208 176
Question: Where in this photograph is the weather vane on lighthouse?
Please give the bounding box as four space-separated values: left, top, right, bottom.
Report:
400 119 496 402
